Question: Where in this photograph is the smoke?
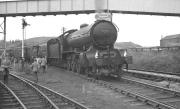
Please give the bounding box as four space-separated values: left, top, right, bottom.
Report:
95 0 106 13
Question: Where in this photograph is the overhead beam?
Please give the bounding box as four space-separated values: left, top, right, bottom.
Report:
0 0 99 17
109 0 180 17
0 0 180 17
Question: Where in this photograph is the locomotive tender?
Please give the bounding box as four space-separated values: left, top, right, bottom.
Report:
47 20 127 78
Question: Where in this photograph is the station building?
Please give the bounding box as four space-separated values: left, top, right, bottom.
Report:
160 34 180 47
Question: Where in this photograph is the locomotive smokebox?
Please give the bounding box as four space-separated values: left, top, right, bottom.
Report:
66 20 117 49
91 20 117 48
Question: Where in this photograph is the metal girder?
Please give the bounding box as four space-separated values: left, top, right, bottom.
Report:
0 0 180 17
0 17 6 56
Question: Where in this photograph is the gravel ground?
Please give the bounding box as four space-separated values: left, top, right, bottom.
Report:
13 66 150 109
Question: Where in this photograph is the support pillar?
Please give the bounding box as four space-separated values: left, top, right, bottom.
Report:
4 17 6 56
0 17 6 56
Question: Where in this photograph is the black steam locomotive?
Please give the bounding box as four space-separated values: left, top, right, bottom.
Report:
47 20 127 78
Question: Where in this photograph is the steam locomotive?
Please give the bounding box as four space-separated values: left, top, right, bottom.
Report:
47 20 128 78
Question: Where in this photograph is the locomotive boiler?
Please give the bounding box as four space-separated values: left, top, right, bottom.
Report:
47 20 127 78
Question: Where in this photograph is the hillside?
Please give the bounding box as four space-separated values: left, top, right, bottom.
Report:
24 37 54 46
0 37 55 48
114 42 142 49
1 38 141 49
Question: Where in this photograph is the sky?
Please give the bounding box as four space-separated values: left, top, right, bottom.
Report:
0 13 180 47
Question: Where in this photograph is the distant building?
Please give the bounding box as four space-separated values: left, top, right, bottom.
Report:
160 34 180 47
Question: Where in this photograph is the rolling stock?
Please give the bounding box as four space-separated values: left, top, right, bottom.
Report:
47 20 128 78
6 45 46 62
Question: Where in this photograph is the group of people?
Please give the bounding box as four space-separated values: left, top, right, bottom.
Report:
0 53 47 83
31 56 47 82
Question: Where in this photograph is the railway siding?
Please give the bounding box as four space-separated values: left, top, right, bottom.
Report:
15 67 152 109
70 68 180 109
10 66 180 109
0 81 26 109
11 73 90 109
86 77 179 109
125 69 180 82
4 74 59 109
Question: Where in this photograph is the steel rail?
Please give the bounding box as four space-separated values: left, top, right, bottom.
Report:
87 78 177 109
0 81 27 109
10 73 90 109
124 69 180 82
10 74 59 109
122 76 180 96
70 71 178 109
127 69 180 76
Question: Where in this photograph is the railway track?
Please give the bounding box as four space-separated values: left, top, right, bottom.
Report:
128 69 180 76
124 69 180 82
0 73 90 109
0 81 26 109
4 74 59 109
72 71 180 109
6 68 180 109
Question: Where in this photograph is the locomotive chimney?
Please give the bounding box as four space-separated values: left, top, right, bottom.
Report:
80 24 88 29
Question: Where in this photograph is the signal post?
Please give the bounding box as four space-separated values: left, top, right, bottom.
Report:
21 18 29 71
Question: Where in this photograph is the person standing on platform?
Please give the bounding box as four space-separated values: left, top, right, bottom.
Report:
31 59 39 83
41 56 47 73
1 55 11 84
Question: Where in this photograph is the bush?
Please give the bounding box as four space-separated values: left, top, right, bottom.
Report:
128 50 180 74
